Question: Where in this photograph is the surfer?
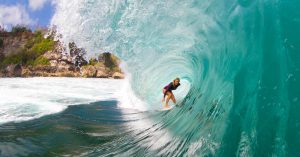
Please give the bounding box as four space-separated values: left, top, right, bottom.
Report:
162 77 181 108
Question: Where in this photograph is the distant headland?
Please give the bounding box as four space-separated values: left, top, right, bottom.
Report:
0 25 124 79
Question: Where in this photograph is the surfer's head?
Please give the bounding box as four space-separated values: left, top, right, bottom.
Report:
173 77 180 86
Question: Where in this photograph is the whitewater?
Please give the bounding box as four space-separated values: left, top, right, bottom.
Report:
0 78 124 124
0 0 299 156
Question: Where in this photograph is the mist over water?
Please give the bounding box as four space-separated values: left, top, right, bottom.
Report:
2 0 298 156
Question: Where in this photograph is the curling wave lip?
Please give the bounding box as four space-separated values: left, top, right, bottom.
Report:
51 0 300 156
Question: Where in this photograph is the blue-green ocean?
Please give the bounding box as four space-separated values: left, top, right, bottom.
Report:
1 0 300 156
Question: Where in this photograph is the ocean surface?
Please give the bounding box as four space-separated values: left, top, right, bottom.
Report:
0 78 184 157
0 78 124 124
1 0 300 156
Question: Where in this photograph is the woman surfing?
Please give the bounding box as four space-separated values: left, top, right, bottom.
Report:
162 78 181 109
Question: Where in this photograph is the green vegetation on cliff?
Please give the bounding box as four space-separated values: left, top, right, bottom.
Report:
99 52 122 72
88 58 98 66
0 26 124 78
11 25 32 33
0 29 55 67
27 31 55 56
85 53 122 73
33 56 50 66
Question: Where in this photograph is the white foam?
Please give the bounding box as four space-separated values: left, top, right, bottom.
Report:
0 77 124 124
116 62 148 111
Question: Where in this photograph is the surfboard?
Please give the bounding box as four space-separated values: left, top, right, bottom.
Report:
162 105 175 111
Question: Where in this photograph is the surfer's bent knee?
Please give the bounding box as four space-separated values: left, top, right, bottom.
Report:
166 91 172 96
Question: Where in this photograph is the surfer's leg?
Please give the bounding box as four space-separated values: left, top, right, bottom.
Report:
171 93 176 104
165 92 172 108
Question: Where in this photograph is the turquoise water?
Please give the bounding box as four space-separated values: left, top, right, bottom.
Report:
0 0 299 156
0 101 139 156
51 0 300 156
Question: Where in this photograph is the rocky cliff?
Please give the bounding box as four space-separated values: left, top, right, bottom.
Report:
0 28 124 79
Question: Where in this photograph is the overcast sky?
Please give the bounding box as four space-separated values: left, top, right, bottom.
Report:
0 0 54 30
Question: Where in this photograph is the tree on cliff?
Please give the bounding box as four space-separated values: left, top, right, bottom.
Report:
11 25 32 33
69 42 88 69
98 52 121 72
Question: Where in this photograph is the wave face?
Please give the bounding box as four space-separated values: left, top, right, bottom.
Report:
52 0 300 156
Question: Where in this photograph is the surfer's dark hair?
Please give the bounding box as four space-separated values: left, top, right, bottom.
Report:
174 77 180 82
